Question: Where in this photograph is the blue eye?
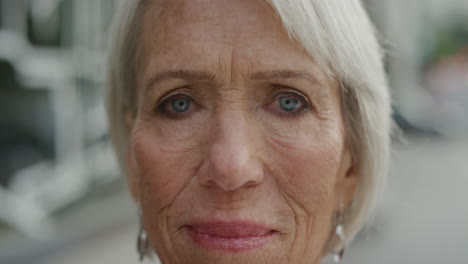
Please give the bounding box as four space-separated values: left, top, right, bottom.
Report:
279 96 299 112
171 98 191 113
157 95 194 118
265 92 309 116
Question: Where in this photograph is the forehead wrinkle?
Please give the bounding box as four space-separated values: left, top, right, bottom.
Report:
139 0 339 103
146 0 279 37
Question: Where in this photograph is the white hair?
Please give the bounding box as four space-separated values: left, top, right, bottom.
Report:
106 0 392 258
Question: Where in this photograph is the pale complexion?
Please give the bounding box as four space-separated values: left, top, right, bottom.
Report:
126 0 357 263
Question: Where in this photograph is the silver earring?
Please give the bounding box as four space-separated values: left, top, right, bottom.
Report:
332 212 346 263
332 247 345 263
137 221 149 261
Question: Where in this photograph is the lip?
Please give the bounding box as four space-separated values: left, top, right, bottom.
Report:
184 221 277 252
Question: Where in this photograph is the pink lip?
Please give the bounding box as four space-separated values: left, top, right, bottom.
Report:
185 221 277 252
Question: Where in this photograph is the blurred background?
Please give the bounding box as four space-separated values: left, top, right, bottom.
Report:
0 0 466 263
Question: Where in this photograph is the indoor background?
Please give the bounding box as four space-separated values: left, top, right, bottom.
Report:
0 0 467 263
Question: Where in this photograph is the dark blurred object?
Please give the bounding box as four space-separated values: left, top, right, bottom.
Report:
392 108 440 137
0 59 54 187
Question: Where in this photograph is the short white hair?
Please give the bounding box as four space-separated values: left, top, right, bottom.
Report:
106 0 392 257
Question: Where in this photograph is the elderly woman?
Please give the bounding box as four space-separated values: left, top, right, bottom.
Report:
106 0 391 263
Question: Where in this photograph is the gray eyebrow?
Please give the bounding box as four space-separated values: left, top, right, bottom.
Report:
146 70 215 90
251 70 322 86
146 69 322 91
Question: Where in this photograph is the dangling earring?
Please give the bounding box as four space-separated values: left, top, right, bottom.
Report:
332 248 345 263
332 211 346 263
137 220 149 261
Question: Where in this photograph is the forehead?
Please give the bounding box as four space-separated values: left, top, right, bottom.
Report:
141 1 304 60
143 0 280 36
137 0 334 89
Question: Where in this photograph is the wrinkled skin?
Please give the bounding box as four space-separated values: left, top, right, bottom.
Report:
126 0 357 263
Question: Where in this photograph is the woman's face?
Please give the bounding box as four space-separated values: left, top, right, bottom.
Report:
127 0 357 263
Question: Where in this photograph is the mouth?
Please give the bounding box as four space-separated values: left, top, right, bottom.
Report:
184 221 278 252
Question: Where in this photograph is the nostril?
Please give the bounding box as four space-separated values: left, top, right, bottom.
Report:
244 180 260 188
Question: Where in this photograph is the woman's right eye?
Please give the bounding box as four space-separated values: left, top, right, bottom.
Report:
157 95 194 118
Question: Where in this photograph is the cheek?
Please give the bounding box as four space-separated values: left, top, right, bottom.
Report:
267 131 343 216
131 122 200 213
264 130 344 258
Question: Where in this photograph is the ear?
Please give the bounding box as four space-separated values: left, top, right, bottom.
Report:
333 147 358 211
125 111 141 202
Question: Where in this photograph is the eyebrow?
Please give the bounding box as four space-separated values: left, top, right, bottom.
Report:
251 70 322 86
146 69 322 91
146 70 215 90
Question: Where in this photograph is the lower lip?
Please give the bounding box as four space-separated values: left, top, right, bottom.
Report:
186 225 276 252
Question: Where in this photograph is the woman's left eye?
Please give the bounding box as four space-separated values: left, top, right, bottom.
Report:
171 98 191 113
157 94 194 118
278 96 300 112
267 93 308 115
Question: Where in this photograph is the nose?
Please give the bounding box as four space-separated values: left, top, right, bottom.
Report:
197 113 264 191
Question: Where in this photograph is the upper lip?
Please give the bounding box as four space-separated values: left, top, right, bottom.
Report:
185 220 275 238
